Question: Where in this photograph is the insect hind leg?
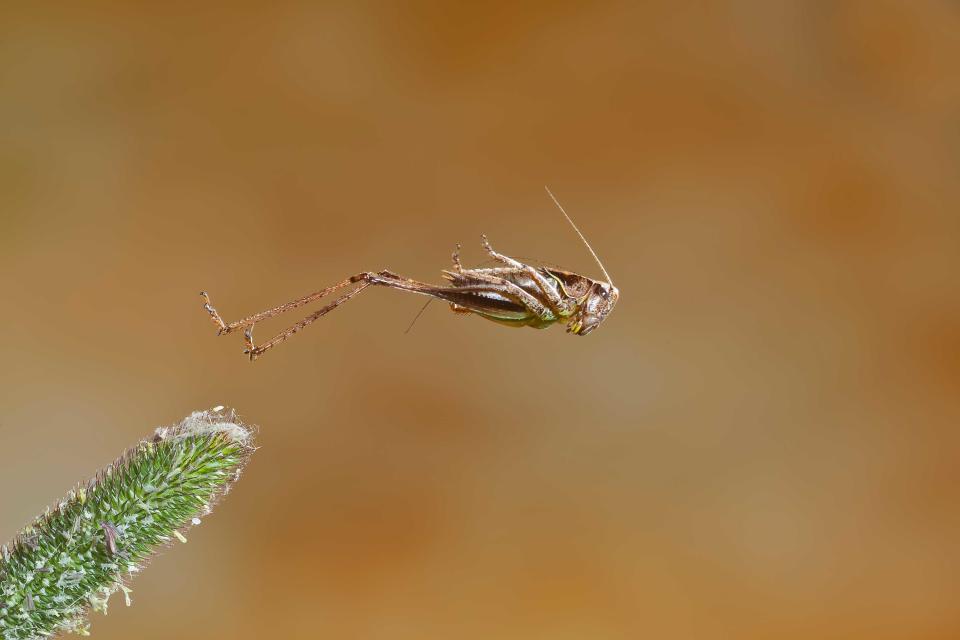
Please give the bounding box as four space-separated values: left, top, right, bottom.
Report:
244 279 374 360
200 274 366 337
235 270 412 359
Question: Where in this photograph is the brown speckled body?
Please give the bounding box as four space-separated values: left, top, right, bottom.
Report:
202 236 619 360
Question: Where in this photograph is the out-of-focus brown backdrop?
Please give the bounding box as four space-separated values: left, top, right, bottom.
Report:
2 2 959 638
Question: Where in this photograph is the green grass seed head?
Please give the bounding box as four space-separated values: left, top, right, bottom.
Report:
0 408 255 639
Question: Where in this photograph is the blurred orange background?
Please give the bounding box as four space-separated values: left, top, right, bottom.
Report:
2 2 959 638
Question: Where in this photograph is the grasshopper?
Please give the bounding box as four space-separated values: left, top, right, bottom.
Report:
202 188 619 360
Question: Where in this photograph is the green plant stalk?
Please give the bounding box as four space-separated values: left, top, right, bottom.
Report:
0 408 255 639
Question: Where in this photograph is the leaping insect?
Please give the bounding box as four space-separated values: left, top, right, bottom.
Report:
201 187 619 360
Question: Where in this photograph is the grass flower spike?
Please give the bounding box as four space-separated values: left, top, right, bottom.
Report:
0 408 255 639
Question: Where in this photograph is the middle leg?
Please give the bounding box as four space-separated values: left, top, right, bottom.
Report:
479 235 570 313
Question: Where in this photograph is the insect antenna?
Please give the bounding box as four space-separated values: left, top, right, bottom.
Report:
544 186 614 286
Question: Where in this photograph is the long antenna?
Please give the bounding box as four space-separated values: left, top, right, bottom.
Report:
544 186 614 286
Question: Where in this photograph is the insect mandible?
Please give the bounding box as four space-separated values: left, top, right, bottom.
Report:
201 187 619 360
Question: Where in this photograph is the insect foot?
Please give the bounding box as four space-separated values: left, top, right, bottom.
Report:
480 234 494 255
451 243 463 273
242 326 260 361
200 291 228 333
